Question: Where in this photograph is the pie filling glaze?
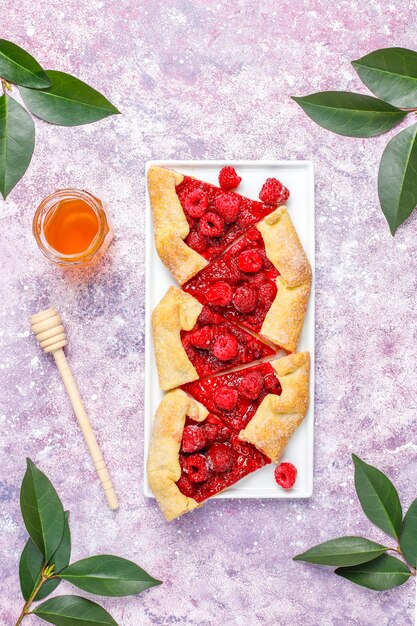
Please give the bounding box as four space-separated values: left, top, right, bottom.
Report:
176 414 270 503
175 175 275 262
180 305 275 379
183 227 279 333
183 362 282 433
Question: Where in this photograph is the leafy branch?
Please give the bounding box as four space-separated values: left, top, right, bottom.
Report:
14 459 160 626
0 39 120 199
294 454 417 591
292 46 417 235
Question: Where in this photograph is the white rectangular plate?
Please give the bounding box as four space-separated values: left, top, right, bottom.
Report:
144 160 315 499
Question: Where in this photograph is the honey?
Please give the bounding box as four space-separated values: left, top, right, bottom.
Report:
33 189 112 266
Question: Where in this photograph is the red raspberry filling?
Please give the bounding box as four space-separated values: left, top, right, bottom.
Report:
238 371 264 400
201 419 220 445
212 334 238 361
184 189 208 217
233 285 257 314
218 166 242 190
274 462 297 489
259 178 290 206
176 474 196 497
215 193 241 224
181 425 207 453
182 454 210 483
186 230 207 253
238 250 263 273
199 211 225 237
188 326 213 349
214 385 238 410
206 443 234 472
205 281 233 306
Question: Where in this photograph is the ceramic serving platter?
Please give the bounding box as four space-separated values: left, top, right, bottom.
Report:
144 160 315 500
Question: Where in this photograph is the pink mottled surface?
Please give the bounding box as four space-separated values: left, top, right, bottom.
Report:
1 1 417 624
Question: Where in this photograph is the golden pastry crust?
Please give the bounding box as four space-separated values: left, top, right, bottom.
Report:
239 352 310 463
152 287 203 391
257 207 312 352
147 389 208 521
147 166 208 285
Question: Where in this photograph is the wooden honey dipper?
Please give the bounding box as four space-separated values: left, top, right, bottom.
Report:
30 308 119 510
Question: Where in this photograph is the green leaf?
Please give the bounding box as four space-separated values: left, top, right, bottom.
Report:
352 454 402 539
353 48 417 108
19 511 71 601
0 93 35 198
400 498 417 567
33 595 117 626
0 39 50 88
377 122 417 235
292 91 407 137
20 70 120 126
293 536 388 566
20 458 65 562
60 555 161 597
335 554 411 591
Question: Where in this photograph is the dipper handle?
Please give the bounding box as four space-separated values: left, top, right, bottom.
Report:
31 308 119 510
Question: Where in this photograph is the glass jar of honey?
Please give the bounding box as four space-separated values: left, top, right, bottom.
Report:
33 189 113 266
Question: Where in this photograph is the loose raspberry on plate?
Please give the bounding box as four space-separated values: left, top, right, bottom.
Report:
238 249 263 273
176 474 196 497
218 166 242 191
188 326 214 349
259 178 290 206
232 285 257 314
214 385 238 410
182 454 210 483
181 425 207 453
212 334 238 360
206 443 234 472
274 462 297 489
205 281 233 306
184 189 208 217
238 371 264 399
199 211 225 237
215 193 241 224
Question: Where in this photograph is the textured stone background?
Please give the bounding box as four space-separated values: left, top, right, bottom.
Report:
1 1 417 624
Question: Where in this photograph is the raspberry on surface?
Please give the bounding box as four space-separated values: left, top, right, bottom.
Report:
274 462 297 489
184 189 209 217
212 334 238 360
218 166 242 191
181 425 207 453
238 371 264 399
214 385 238 410
176 474 196 497
205 281 233 306
199 211 225 237
259 178 290 206
238 249 263 273
182 454 210 483
232 285 257 314
206 443 234 473
215 193 241 223
189 325 214 349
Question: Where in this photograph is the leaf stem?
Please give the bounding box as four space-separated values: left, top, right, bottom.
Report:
1 78 11 94
14 572 47 626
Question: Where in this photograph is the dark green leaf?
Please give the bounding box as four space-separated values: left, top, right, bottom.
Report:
20 70 120 126
335 554 411 590
400 498 417 567
352 455 402 539
20 458 65 562
378 122 417 235
0 93 35 198
0 39 50 88
293 536 388 566
33 595 117 626
292 91 407 137
353 48 417 108
60 555 161 597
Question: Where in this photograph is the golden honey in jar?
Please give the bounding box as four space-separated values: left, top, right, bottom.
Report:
33 189 113 266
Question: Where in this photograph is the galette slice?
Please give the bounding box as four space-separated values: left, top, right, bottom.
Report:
183 206 312 352
147 166 278 285
183 352 310 464
147 389 270 521
152 286 275 391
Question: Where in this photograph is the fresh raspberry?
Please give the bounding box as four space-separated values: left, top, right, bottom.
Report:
182 454 209 483
232 285 257 314
238 250 263 273
218 166 242 190
274 462 297 489
212 334 238 360
181 425 207 453
206 443 234 472
246 338 263 360
199 212 225 237
259 178 290 206
201 420 220 445
205 281 233 306
186 231 207 253
184 189 208 217
176 474 196 497
264 373 281 393
215 193 241 223
259 282 276 305
246 272 267 288
214 385 238 410
238 371 264 399
189 326 213 349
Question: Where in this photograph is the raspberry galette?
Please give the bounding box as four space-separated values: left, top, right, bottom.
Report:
147 166 279 284
183 206 312 352
152 286 275 390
